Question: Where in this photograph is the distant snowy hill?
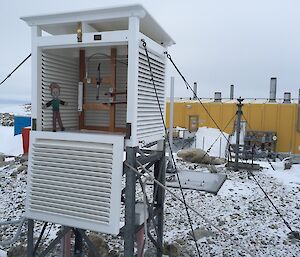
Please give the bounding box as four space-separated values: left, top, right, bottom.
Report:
0 103 31 116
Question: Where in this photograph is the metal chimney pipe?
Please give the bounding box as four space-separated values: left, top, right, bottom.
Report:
283 92 291 103
214 92 222 102
269 77 277 102
230 85 234 100
193 82 197 99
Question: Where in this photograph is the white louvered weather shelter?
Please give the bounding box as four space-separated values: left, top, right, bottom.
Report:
21 4 175 235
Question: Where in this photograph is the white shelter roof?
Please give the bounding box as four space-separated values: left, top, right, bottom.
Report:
20 4 175 47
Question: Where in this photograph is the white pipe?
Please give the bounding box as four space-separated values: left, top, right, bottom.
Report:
169 77 175 151
0 217 26 246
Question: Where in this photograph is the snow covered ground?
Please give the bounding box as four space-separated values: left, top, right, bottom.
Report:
0 104 29 156
0 105 299 256
0 126 23 156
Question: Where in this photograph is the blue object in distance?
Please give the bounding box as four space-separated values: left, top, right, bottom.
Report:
14 116 31 136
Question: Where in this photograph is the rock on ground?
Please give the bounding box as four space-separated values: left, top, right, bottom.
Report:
177 149 225 165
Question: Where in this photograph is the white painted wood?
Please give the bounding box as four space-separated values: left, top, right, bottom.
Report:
31 26 41 124
82 22 98 33
25 4 173 146
169 77 175 149
135 43 167 146
26 131 124 235
21 5 146 26
126 16 140 147
36 31 128 49
20 5 175 46
139 33 166 57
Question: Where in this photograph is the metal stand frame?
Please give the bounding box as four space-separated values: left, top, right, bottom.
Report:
234 97 243 171
123 140 166 257
26 140 166 257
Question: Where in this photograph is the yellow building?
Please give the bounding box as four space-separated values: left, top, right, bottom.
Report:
166 99 300 154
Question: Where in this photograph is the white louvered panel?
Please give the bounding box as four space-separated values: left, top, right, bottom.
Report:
138 60 165 74
139 51 165 69
26 131 124 235
138 73 164 86
115 60 127 128
41 52 79 131
136 48 166 143
42 53 79 66
115 104 127 128
137 81 164 93
138 64 165 81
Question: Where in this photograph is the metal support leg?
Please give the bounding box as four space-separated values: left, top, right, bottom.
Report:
234 97 243 171
61 227 71 257
27 219 34 257
154 141 166 257
78 229 101 257
74 229 83 257
39 227 71 257
124 147 137 257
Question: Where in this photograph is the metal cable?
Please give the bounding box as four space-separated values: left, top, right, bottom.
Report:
241 113 275 171
0 54 31 86
165 52 231 146
126 161 256 257
248 171 294 233
195 113 236 165
141 40 201 257
242 114 295 233
44 223 54 242
33 222 48 256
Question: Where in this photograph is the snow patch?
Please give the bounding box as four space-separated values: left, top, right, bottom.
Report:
0 250 7 257
0 125 23 156
0 104 30 156
195 127 229 158
265 162 300 188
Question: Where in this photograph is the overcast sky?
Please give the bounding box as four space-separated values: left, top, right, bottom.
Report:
1 0 300 102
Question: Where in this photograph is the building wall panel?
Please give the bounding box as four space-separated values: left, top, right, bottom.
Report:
166 101 300 154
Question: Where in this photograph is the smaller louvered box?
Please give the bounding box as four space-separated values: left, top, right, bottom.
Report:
25 131 124 235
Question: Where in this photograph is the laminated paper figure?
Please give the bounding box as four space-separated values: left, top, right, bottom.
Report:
42 82 67 132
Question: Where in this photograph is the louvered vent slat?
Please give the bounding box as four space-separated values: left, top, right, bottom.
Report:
137 48 166 142
41 52 79 130
30 205 109 223
26 131 124 235
32 187 110 202
32 165 112 180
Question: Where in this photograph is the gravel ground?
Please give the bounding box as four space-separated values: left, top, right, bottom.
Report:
0 157 300 256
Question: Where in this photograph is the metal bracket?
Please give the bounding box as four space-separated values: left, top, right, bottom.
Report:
125 123 131 139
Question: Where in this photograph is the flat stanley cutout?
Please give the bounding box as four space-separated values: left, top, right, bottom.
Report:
42 82 68 132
